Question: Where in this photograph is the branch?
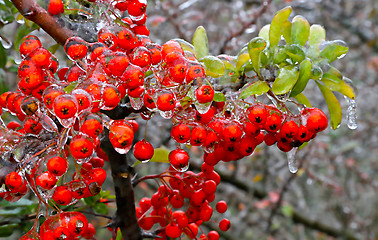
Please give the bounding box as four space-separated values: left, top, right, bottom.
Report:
11 0 74 45
101 132 143 240
219 0 272 54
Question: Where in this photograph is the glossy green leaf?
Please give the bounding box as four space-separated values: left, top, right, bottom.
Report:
258 24 270 42
116 228 123 240
282 21 292 44
247 37 267 75
272 65 299 95
269 6 293 47
200 56 225 77
192 26 209 60
0 43 6 68
319 40 349 63
308 24 325 58
93 202 108 215
133 147 170 167
213 91 226 102
174 38 197 55
236 53 250 72
239 81 270 99
285 45 305 63
322 78 355 99
316 81 342 130
218 55 237 72
291 16 310 46
311 66 323 80
293 93 312 107
290 59 312 97
64 82 78 93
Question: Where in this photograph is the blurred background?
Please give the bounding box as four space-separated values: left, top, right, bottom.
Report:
0 0 377 239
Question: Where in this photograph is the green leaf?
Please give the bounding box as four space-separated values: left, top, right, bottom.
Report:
293 93 312 107
239 81 270 99
281 21 292 44
247 37 267 75
116 228 123 240
272 65 299 95
200 56 225 77
48 43 61 54
218 55 237 72
284 45 305 64
281 205 293 217
319 40 349 63
291 16 310 46
64 81 78 93
269 6 293 47
321 78 355 99
236 53 250 72
133 147 170 167
290 59 312 97
311 65 323 80
93 202 108 215
258 24 270 42
0 224 18 237
192 26 209 60
308 24 325 58
213 91 226 102
316 81 342 130
0 43 6 68
173 38 197 55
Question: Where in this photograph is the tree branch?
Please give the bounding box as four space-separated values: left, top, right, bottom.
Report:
11 0 74 45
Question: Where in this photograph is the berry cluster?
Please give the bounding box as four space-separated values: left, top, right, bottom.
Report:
0 0 332 239
135 163 229 240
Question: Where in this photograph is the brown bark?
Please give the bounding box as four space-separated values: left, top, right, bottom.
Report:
11 0 74 45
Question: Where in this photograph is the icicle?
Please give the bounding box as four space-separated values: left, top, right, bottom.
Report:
344 96 357 130
287 147 298 173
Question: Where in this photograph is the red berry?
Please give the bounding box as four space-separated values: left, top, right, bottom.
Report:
5 172 23 190
47 156 68 176
219 218 231 231
195 85 214 104
48 0 64 15
52 186 73 205
171 124 191 143
216 200 228 213
169 149 190 170
133 139 154 162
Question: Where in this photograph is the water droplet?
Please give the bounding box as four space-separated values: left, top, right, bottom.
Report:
171 162 189 172
0 36 12 49
16 17 25 24
37 113 58 132
159 109 173 119
130 97 143 110
195 101 211 114
287 147 298 173
114 145 132 154
344 96 357 130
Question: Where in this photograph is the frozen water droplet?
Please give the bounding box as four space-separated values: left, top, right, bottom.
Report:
0 36 12 49
172 162 189 172
195 101 211 114
344 96 357 130
37 113 58 132
58 117 76 128
114 145 132 154
140 159 150 163
130 97 143 110
287 147 298 173
16 17 25 24
159 109 173 119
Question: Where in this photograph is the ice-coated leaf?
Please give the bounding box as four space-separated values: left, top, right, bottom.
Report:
293 93 312 107
291 16 310 46
308 24 325 58
236 53 250 72
282 21 292 44
200 56 226 77
285 45 305 63
247 37 267 75
213 91 226 102
0 44 6 68
316 81 342 130
64 81 78 93
192 26 209 60
48 43 61 54
321 78 355 99
132 147 170 167
269 6 293 47
174 38 197 55
258 24 270 42
319 40 349 63
272 65 299 95
290 59 312 97
116 228 123 240
239 81 270 99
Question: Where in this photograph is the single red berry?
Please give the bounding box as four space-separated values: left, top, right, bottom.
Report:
53 94 78 119
169 149 190 170
48 0 64 15
219 218 231 231
64 37 88 60
247 104 268 125
195 85 214 104
165 223 182 238
70 134 94 159
156 92 176 111
190 125 207 146
216 200 228 213
35 171 57 190
302 108 328 133
47 156 68 176
171 124 191 143
133 139 154 162
207 231 220 240
52 186 72 205
5 172 24 190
